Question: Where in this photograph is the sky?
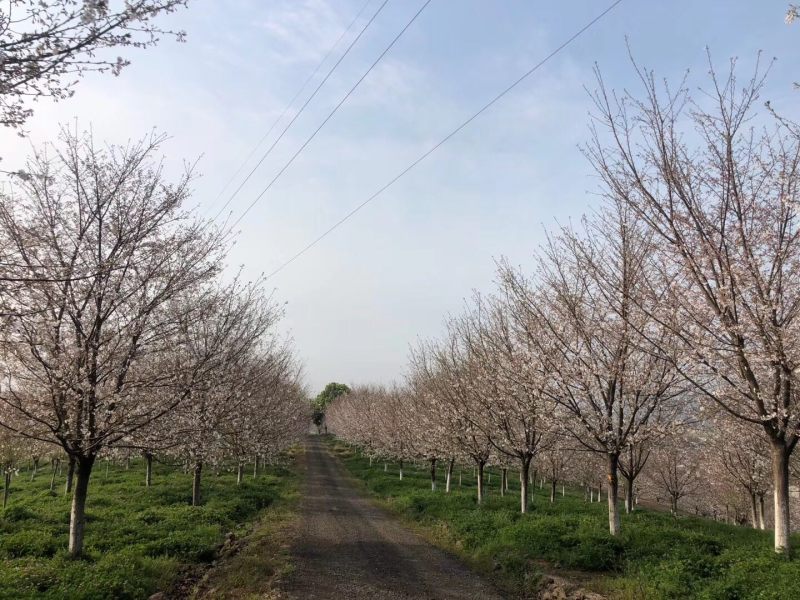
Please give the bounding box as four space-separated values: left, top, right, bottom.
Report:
1 0 799 394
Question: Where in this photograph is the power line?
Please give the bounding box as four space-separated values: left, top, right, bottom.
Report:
212 0 390 221
227 0 433 230
262 0 624 281
205 0 376 217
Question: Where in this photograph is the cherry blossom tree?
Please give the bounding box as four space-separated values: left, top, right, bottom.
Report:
618 438 652 514
450 292 556 513
709 414 771 529
0 1 188 129
410 334 493 504
158 280 286 505
0 128 224 556
499 199 686 536
586 57 800 552
645 432 703 515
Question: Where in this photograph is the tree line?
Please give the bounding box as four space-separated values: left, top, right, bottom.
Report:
0 128 309 558
328 58 800 555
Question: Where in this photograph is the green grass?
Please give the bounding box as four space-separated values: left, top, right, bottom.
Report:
0 456 298 600
328 439 800 599
190 470 301 599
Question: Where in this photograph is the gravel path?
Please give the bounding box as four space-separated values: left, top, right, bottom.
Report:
282 436 505 599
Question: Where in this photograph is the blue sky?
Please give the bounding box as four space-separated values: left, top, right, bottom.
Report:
2 1 798 393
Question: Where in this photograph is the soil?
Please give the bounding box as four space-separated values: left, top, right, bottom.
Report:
281 436 505 599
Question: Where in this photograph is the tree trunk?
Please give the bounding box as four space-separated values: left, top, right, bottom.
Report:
49 459 59 493
459 468 462 488
30 458 39 482
476 460 486 504
550 479 556 503
520 457 531 513
757 493 766 530
501 468 507 497
624 475 634 514
145 453 153 488
770 441 791 554
253 455 259 478
445 458 454 493
68 455 96 558
236 463 243 485
670 496 678 516
399 460 403 481
192 461 203 507
429 458 437 491
606 453 621 536
749 491 759 529
65 456 76 496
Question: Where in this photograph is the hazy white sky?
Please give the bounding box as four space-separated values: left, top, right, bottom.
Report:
2 1 798 394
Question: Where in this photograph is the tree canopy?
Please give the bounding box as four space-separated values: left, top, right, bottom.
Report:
312 383 350 428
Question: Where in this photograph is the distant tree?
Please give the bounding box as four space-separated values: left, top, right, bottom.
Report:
312 382 350 433
0 0 189 129
646 433 703 516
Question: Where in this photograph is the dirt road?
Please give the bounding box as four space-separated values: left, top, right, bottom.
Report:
282 436 504 599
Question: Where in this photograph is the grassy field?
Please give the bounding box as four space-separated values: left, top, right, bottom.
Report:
328 438 800 600
0 455 299 599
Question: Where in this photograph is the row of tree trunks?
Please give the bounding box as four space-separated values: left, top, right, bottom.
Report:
367 453 635 525
624 477 635 514
29 457 40 482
